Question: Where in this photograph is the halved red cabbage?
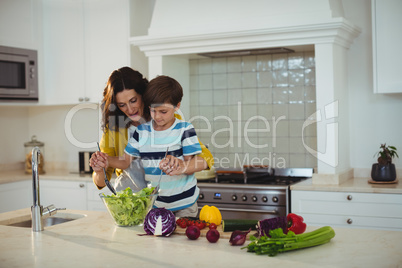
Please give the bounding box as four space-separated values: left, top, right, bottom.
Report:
143 208 176 236
256 216 287 237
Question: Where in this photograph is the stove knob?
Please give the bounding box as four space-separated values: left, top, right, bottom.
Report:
242 196 247 201
262 196 268 202
232 195 237 201
199 193 204 200
252 196 258 202
272 196 279 203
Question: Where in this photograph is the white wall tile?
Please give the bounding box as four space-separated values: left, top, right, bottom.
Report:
213 73 227 89
257 71 273 88
212 58 227 73
189 52 316 169
198 74 213 90
227 57 242 73
242 55 257 72
198 58 212 74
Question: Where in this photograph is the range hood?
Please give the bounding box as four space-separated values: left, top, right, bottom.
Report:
130 0 361 185
198 47 295 58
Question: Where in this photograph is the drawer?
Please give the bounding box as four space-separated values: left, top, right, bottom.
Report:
292 191 402 219
301 213 402 231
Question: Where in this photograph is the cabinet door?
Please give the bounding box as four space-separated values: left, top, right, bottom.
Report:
0 181 31 213
42 0 86 104
83 0 129 104
40 180 87 211
372 0 402 93
86 181 109 211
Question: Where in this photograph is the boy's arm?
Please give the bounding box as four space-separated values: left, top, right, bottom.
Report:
108 153 133 170
161 155 207 176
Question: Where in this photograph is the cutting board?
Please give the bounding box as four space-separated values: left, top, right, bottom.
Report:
173 225 256 240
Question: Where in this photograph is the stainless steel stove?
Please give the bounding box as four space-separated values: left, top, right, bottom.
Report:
197 167 313 220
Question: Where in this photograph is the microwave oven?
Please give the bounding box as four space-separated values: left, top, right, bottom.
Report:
0 45 38 101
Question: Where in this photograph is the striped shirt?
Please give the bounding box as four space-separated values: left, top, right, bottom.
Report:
124 118 202 211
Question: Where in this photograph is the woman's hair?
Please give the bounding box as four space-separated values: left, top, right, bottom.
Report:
143 75 183 117
101 67 149 132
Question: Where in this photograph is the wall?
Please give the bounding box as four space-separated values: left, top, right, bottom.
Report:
0 107 30 170
343 0 402 173
188 52 317 169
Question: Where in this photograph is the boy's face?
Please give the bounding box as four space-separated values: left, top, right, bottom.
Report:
150 102 180 130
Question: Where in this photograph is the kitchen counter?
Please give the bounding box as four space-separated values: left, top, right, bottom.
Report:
0 208 401 268
291 177 402 194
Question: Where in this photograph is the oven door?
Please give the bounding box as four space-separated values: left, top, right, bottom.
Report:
197 202 285 221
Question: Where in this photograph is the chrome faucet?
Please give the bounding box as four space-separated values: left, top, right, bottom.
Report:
31 147 64 232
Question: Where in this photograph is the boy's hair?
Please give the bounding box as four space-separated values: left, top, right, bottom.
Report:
143 75 183 108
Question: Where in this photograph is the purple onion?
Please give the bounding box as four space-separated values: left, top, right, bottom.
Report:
229 229 251 246
143 208 176 236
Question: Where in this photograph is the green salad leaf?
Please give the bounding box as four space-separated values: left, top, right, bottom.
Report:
102 187 155 226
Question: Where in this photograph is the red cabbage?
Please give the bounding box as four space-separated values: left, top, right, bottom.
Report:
256 217 287 237
143 208 176 236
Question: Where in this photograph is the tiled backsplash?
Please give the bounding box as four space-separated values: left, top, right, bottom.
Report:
188 52 317 169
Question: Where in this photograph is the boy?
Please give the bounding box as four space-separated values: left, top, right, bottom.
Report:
107 75 202 217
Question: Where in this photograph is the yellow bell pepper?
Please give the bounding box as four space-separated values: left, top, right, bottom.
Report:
199 205 222 226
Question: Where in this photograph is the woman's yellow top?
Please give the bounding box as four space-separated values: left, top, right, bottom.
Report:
93 114 214 189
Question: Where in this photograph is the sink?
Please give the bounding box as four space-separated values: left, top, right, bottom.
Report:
2 213 86 228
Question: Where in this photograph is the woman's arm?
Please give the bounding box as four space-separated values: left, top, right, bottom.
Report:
108 153 132 170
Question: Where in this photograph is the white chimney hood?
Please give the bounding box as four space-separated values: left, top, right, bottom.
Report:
130 0 361 185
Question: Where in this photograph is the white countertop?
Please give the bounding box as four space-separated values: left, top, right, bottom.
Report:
0 208 401 268
291 177 402 194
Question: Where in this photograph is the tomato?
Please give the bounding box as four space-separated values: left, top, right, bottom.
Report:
195 220 206 230
179 221 187 228
208 223 217 230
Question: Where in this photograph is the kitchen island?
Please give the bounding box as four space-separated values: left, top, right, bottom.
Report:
0 208 401 268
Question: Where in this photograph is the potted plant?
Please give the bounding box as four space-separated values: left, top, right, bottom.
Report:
371 144 398 181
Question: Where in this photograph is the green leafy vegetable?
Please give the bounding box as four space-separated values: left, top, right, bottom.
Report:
242 226 335 257
102 187 155 226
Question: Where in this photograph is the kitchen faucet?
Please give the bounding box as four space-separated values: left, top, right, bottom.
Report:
31 147 65 232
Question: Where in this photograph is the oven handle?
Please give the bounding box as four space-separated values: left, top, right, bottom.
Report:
213 207 279 215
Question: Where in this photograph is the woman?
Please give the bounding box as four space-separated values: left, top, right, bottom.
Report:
90 67 213 191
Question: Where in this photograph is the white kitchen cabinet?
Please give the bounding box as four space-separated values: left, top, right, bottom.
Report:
0 181 31 213
291 190 402 231
40 180 87 211
372 0 402 93
0 0 41 50
42 0 129 105
86 182 109 211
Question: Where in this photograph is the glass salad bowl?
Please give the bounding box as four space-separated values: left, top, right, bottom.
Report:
100 187 157 227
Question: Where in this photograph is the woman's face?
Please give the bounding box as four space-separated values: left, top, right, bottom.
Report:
115 89 144 123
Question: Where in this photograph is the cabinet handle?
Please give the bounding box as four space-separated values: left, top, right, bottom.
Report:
347 218 353 224
79 97 84 102
84 97 90 102
347 195 353 201
79 183 85 188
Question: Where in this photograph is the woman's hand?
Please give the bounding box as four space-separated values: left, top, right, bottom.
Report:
89 151 109 172
159 155 187 176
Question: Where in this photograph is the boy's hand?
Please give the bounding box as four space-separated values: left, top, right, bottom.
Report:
89 151 109 172
159 155 187 175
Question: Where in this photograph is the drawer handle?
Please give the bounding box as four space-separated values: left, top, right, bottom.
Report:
79 183 85 188
347 218 353 224
347 195 353 201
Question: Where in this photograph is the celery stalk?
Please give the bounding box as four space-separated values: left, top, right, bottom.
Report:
242 226 336 257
